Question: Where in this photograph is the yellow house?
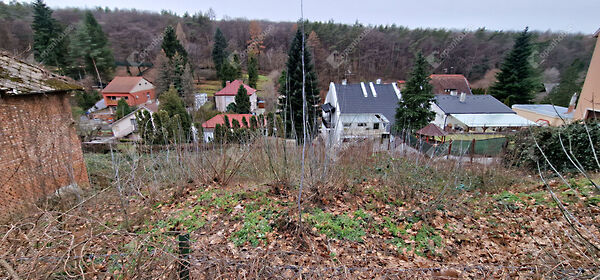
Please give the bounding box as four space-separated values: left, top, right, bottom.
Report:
574 29 600 120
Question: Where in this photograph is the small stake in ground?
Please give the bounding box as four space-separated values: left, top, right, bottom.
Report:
178 233 190 280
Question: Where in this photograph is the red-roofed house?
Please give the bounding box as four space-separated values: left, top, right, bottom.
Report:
214 80 258 112
102 76 156 107
429 74 472 95
201 113 253 142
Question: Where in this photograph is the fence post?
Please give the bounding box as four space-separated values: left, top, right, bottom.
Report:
447 140 453 157
470 139 476 163
178 233 190 280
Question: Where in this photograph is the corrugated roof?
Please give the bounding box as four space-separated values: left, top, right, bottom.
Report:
435 94 514 114
0 52 81 95
452 113 536 127
215 80 257 96
335 82 400 129
512 104 573 119
102 76 145 93
430 74 472 95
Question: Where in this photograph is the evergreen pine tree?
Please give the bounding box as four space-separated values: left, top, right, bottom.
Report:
223 115 231 129
171 52 192 97
248 53 259 89
543 59 585 107
250 116 258 130
489 27 539 106
226 102 237 113
70 11 114 83
232 119 241 129
31 0 67 69
232 53 242 78
219 60 241 87
394 52 435 133
158 85 193 136
154 52 173 96
278 29 320 141
234 84 251 114
115 98 134 119
161 25 188 64
212 28 228 79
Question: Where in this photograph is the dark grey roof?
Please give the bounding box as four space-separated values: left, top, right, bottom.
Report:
335 83 400 128
434 94 515 114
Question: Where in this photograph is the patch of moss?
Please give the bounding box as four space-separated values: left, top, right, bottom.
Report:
0 67 24 83
43 78 82 91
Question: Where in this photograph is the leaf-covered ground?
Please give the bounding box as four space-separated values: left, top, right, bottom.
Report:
140 177 600 279
2 152 599 279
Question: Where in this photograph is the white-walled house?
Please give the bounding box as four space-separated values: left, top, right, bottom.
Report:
214 80 258 112
111 103 158 140
322 80 401 146
431 93 536 132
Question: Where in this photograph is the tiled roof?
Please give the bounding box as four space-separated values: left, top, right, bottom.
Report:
430 74 472 95
0 52 81 95
435 94 515 114
202 114 254 129
102 76 145 93
416 123 447 137
335 82 401 129
215 80 257 96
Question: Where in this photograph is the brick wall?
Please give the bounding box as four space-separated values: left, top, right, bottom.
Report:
0 92 89 220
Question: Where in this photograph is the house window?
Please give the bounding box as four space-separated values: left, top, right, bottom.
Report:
124 96 129 100
357 123 367 127
130 118 138 130
373 123 380 130
343 123 352 127
146 93 150 100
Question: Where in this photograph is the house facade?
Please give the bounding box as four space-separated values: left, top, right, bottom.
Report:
111 103 159 140
214 80 258 112
574 29 600 120
322 81 401 145
202 114 253 142
432 93 535 132
0 53 89 220
429 74 473 95
102 76 156 107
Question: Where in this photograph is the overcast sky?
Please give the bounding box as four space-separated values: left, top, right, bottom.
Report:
16 0 599 34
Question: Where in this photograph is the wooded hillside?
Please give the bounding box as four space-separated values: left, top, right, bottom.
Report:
0 2 596 88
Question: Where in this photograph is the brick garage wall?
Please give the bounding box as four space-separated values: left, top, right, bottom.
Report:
0 92 89 220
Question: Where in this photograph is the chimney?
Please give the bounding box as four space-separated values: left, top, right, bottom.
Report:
567 92 578 113
226 81 231 85
459 92 466 103
342 79 347 85
376 78 382 84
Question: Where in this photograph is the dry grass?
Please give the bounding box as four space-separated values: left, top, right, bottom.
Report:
0 138 598 279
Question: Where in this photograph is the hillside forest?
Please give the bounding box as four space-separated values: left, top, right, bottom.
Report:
0 2 596 93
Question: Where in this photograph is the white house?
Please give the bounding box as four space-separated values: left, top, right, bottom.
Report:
432 93 536 132
111 103 158 140
322 80 401 146
214 80 258 112
194 93 208 110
